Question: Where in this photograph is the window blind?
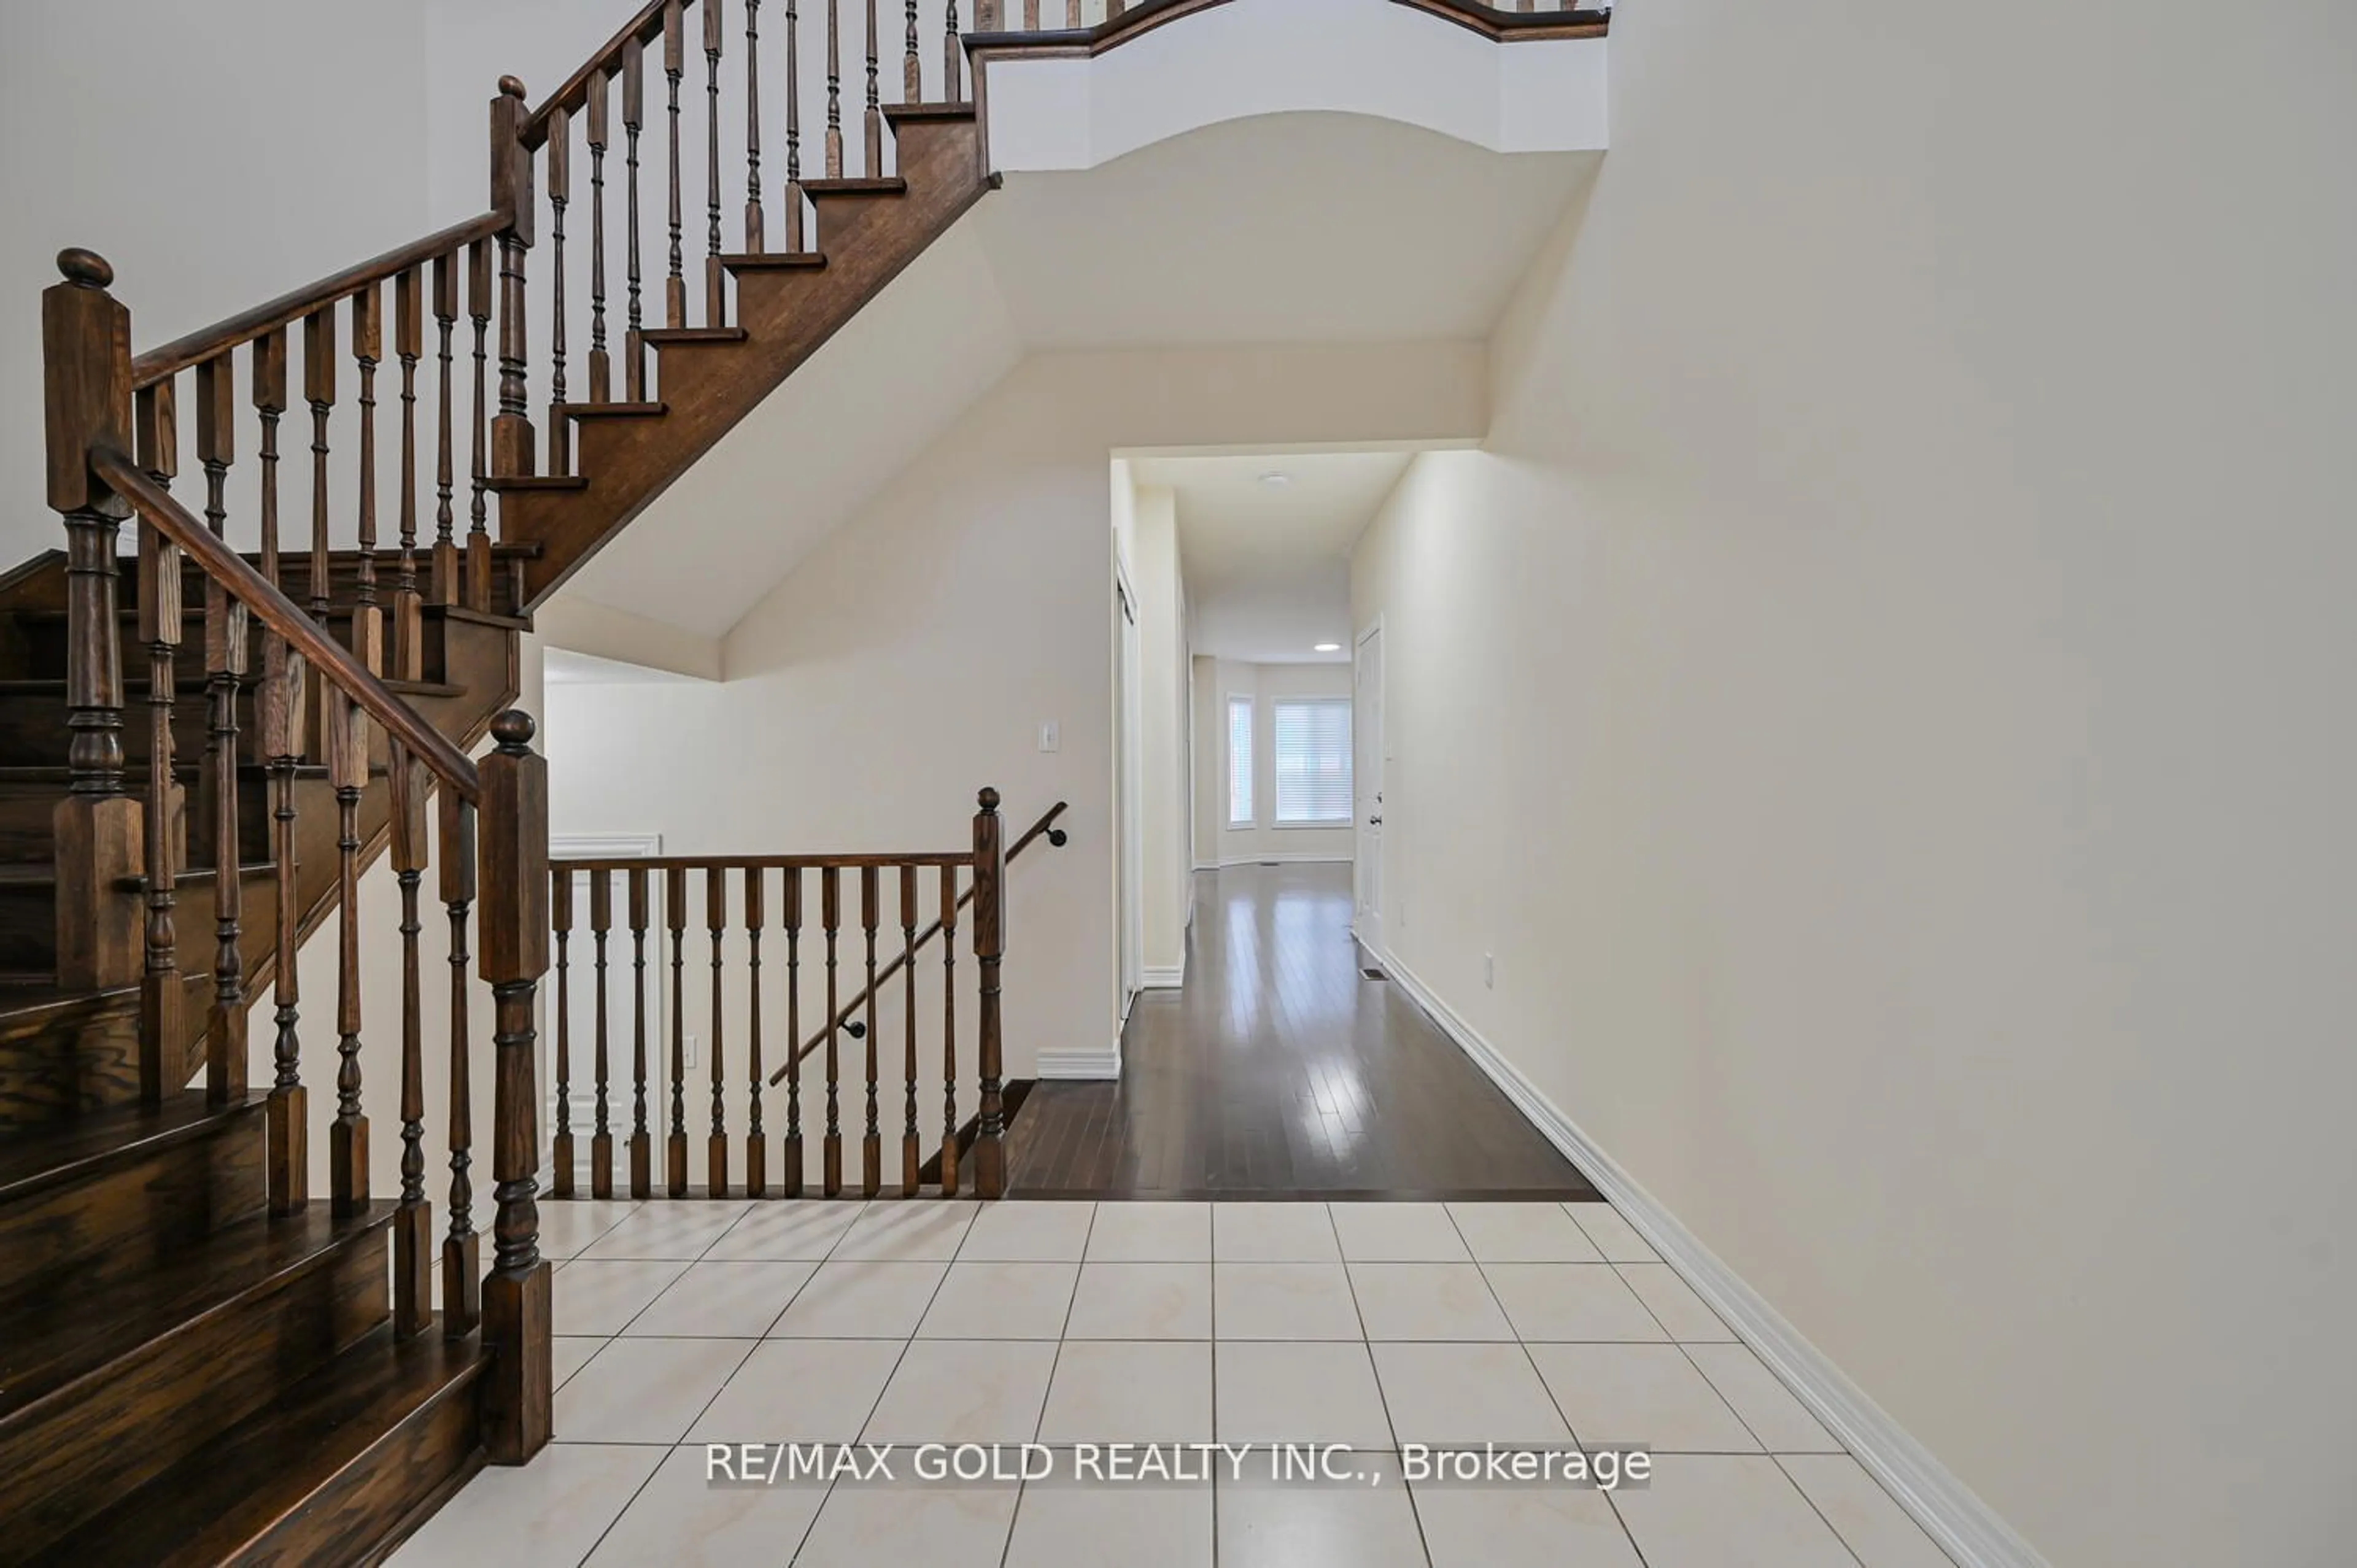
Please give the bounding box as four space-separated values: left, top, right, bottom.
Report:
1227 697 1254 827
1273 698 1352 825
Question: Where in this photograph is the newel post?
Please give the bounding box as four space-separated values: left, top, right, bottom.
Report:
971 787 1007 1198
489 77 538 483
44 250 144 1005
479 709 552 1464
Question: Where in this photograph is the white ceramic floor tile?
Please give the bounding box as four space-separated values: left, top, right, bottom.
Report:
1213 1262 1365 1340
1004 1475 1215 1568
1412 1481 1646 1568
1564 1203 1658 1262
767 1259 947 1338
959 1200 1096 1260
794 1483 1020 1568
1483 1264 1667 1342
1064 1262 1212 1339
1038 1340 1215 1442
552 1336 607 1391
830 1199 978 1261
387 1442 665 1567
1527 1342 1760 1452
1686 1342 1841 1452
1617 1263 1735 1340
552 1335 755 1443
1369 1342 1571 1446
1217 1451 1427 1568
1778 1454 1959 1567
536 1200 643 1260
582 1442 829 1566
623 1259 816 1337
1211 1202 1342 1262
861 1338 1060 1443
1213 1340 1396 1447
697 1199 864 1261
1446 1202 1605 1264
1347 1263 1515 1341
1609 1454 1859 1568
917 1260 1080 1339
1085 1201 1212 1261
1328 1202 1471 1262
577 1202 753 1261
553 1259 689 1337
687 1337 907 1442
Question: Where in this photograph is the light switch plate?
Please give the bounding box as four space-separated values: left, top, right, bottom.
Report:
1039 720 1060 753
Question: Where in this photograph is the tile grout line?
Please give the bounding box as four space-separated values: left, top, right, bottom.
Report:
1327 1201 1431 1568
1007 1200 1099 1568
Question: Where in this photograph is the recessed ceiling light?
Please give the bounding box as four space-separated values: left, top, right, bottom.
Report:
1259 471 1291 488
1314 643 1342 652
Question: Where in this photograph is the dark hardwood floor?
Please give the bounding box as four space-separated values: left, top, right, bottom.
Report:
1005 863 1598 1200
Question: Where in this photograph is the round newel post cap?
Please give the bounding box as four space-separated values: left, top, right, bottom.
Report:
491 709 537 752
57 249 114 288
499 75 528 99
977 786 1001 813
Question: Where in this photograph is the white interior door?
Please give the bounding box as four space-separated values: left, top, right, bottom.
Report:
1117 571 1144 1019
1354 624 1385 956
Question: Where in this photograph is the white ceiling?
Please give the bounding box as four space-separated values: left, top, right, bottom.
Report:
557 114 1595 639
1134 450 1415 663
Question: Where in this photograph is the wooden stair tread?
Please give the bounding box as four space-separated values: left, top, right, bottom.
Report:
0 1087 260 1202
719 250 828 272
557 400 669 419
803 176 908 196
60 1319 486 1566
884 101 980 124
482 474 591 493
640 326 751 346
0 1198 394 1424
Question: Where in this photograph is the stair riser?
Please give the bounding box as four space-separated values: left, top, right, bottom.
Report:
18 611 463 690
0 1221 392 1556
0 774 276 867
0 998 144 1129
0 1099 266 1315
246 1372 481 1567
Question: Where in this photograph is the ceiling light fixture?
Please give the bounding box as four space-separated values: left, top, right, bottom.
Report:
1314 643 1342 653
1259 471 1291 488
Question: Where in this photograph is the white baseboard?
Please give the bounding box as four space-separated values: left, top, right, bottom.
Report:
1038 1043 1121 1080
1142 961 1185 989
1217 852 1352 867
1380 954 2048 1568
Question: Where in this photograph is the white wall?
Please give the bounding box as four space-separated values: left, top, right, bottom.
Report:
1196 660 1355 868
1127 482 1192 984
1351 2 2357 1565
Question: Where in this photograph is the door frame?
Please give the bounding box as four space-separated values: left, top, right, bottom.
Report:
1352 617 1386 961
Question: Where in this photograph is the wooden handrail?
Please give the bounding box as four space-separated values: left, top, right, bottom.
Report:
768 800 1069 1083
967 0 1609 58
521 0 686 149
89 446 484 801
550 851 976 871
130 210 510 389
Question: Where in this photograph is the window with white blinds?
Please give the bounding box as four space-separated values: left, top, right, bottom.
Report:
1226 697 1254 827
1273 698 1353 825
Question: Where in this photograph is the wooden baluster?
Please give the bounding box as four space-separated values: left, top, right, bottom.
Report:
826 0 843 179
972 788 1005 1197
821 865 842 1195
939 863 959 1195
443 787 481 1336
196 355 247 1107
706 865 728 1195
944 0 961 104
664 3 688 328
433 253 460 605
552 867 575 1197
131 385 180 1108
864 0 883 176
328 692 370 1215
352 279 382 624
667 863 689 1195
905 0 919 105
744 0 765 253
392 746 433 1337
587 73 613 403
46 252 139 1003
859 863 881 1197
256 330 304 1208
479 711 552 1467
629 866 652 1197
900 863 919 1195
705 0 727 327
622 37 648 400
784 0 806 250
465 238 495 612
591 869 615 1199
743 867 766 1196
393 268 425 682
781 866 804 1195
546 104 571 476
303 306 335 619
491 79 538 484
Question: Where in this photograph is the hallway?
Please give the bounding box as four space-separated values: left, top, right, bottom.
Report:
1005 865 1596 1199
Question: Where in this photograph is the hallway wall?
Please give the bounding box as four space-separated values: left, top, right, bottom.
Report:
1350 3 2357 1565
